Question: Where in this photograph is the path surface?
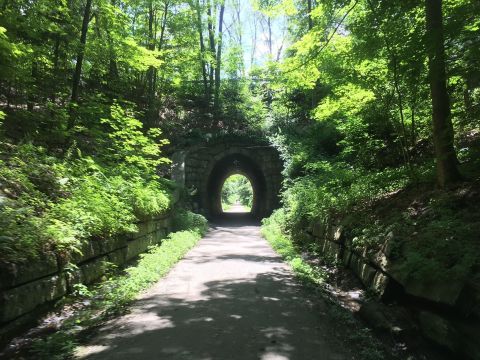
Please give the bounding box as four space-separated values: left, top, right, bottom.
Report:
76 220 352 360
223 203 250 213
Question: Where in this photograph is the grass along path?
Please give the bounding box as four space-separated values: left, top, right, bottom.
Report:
27 228 206 360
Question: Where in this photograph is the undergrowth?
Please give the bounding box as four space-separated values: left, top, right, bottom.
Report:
0 104 172 264
261 209 326 285
30 212 207 360
261 209 389 360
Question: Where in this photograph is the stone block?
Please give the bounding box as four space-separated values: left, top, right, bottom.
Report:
157 217 171 230
342 249 352 267
0 253 58 291
359 264 377 288
73 239 102 264
419 311 458 352
455 320 480 360
372 250 389 273
107 247 128 267
389 264 465 306
322 240 341 262
152 229 167 245
358 301 394 331
332 225 344 243
64 267 83 291
349 253 360 273
370 271 389 297
126 233 155 260
130 221 158 240
350 253 376 288
80 257 108 284
0 275 67 323
101 236 127 254
311 220 325 239
455 277 480 318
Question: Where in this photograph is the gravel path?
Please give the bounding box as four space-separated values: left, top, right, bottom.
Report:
75 221 352 360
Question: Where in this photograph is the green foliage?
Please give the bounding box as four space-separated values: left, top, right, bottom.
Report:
99 104 170 174
0 103 173 264
221 174 253 210
262 0 479 247
31 331 77 360
279 161 415 235
102 230 203 311
172 210 209 236
396 194 480 283
346 187 480 284
30 228 204 359
262 209 386 359
261 209 326 285
131 182 170 218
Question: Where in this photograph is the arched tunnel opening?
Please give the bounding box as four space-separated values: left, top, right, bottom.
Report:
206 153 267 221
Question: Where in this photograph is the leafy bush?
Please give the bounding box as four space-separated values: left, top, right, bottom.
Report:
131 181 170 218
262 209 326 285
0 103 173 264
172 210 208 236
280 161 414 235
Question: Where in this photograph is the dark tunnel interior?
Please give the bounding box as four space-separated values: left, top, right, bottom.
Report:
206 153 267 221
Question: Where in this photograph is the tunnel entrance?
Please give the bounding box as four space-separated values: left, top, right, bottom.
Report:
221 174 253 213
206 153 267 220
172 140 283 221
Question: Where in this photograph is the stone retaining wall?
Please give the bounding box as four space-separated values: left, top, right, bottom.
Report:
303 216 480 359
0 212 175 345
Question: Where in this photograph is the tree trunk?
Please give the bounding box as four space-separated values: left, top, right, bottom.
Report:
213 3 225 112
107 0 119 90
71 0 93 103
267 17 272 56
51 38 60 103
27 61 37 112
146 0 156 123
425 0 461 187
194 0 209 102
155 1 169 98
307 0 313 30
251 14 258 68
207 0 215 94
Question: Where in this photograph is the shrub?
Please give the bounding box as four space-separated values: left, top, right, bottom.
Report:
131 181 170 218
262 209 326 285
172 210 208 236
0 103 174 264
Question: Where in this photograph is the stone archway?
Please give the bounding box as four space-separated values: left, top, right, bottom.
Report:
172 139 283 220
206 153 267 218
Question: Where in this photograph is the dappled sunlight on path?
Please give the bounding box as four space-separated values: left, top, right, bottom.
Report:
75 222 351 360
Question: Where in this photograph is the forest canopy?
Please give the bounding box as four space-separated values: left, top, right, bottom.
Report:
0 0 479 264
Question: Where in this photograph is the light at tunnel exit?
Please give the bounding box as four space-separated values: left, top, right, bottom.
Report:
221 174 253 213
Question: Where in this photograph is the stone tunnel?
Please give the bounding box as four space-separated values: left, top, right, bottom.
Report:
172 140 283 220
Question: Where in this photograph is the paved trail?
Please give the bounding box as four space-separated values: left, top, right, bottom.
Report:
76 217 352 360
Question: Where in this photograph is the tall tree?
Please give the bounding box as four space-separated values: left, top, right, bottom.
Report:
194 0 210 101
71 0 93 103
307 0 313 30
207 0 216 95
425 0 462 187
213 1 225 111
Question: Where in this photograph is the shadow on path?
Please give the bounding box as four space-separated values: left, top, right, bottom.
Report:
209 212 260 228
75 222 351 360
